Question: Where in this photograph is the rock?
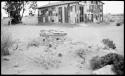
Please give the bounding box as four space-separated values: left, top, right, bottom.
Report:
3 58 9 61
92 65 115 75
13 65 19 68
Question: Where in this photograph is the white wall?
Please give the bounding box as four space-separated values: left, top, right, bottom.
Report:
1 17 11 25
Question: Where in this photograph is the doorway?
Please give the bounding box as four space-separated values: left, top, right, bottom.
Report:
79 6 84 22
58 7 63 23
64 7 69 23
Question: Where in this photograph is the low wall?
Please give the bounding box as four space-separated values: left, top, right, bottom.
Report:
1 16 38 25
22 15 38 25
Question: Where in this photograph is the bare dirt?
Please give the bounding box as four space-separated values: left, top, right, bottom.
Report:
1 23 124 75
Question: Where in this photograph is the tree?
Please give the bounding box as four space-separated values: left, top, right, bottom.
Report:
3 1 37 24
28 1 37 16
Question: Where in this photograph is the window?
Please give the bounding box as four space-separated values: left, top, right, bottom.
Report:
43 39 45 41
56 38 59 40
49 11 52 16
38 10 41 16
56 13 58 16
96 1 98 4
93 1 96 4
96 15 98 20
70 6 73 11
89 5 93 12
91 1 93 4
75 6 77 11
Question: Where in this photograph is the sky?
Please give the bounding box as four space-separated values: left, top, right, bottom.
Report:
1 1 124 18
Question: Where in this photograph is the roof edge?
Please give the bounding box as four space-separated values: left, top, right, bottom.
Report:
37 1 104 9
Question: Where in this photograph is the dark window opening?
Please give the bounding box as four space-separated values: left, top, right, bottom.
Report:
52 20 54 22
49 44 52 48
58 53 62 57
91 1 94 4
56 38 59 40
58 7 62 23
70 6 73 11
43 39 45 41
80 6 84 22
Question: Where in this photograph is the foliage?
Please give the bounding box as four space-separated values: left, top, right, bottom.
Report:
3 1 25 24
90 53 124 75
3 1 37 24
28 1 37 16
102 39 116 49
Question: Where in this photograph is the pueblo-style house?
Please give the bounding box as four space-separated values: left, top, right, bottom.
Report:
37 1 104 24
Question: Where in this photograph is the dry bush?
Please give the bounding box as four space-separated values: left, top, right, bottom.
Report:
27 38 41 48
1 28 13 56
76 49 86 59
75 48 89 64
102 39 116 49
111 54 124 75
90 56 105 70
90 53 124 75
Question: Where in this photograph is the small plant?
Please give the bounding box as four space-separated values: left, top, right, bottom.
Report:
102 39 116 49
75 48 87 64
76 49 86 59
27 39 40 48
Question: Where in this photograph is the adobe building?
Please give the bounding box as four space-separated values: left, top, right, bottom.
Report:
37 1 104 24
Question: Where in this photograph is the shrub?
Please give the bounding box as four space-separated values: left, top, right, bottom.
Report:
90 53 124 75
1 28 13 56
102 39 116 49
90 56 106 70
111 54 124 75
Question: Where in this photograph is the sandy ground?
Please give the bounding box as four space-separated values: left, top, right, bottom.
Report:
1 23 124 75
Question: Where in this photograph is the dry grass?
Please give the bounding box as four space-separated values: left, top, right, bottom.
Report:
1 26 13 56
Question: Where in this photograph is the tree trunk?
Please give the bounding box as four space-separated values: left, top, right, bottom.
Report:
21 3 25 22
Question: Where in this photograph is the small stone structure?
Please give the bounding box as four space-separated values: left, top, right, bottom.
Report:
39 29 67 48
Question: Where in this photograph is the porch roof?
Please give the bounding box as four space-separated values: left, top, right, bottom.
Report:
37 1 104 9
37 1 79 9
